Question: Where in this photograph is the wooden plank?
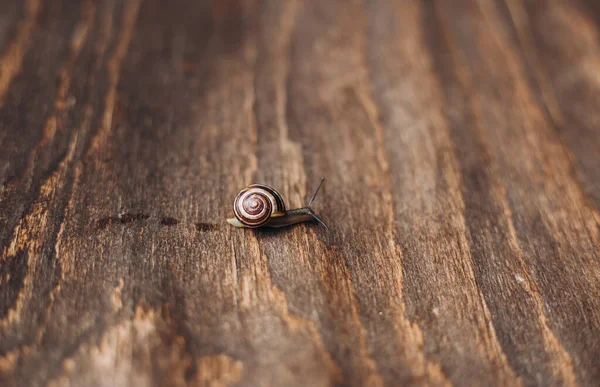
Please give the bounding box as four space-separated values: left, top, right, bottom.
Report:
0 0 599 386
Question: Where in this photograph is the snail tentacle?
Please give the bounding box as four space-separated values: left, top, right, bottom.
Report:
307 177 325 207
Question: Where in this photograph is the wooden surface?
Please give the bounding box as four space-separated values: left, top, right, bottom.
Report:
1 0 600 386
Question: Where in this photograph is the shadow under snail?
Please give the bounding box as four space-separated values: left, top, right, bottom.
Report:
227 178 328 229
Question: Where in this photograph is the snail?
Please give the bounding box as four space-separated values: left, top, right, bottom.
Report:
227 178 328 229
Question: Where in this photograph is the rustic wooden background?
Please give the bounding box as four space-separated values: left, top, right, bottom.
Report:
1 0 600 386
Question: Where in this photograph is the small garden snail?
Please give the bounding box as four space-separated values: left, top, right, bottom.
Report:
227 178 328 229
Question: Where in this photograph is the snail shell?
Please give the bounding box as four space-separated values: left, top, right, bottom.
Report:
232 184 286 228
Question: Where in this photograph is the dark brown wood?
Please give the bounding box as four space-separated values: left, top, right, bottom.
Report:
1 0 599 386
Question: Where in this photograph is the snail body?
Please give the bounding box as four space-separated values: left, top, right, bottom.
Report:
227 178 328 229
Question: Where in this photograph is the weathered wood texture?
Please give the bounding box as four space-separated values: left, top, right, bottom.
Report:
1 0 600 386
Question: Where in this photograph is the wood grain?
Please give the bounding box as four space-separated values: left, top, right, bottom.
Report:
1 0 599 386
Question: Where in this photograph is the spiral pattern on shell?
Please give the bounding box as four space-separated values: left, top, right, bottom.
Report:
233 184 286 228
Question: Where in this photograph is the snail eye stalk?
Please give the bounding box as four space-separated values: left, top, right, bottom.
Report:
308 177 325 207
